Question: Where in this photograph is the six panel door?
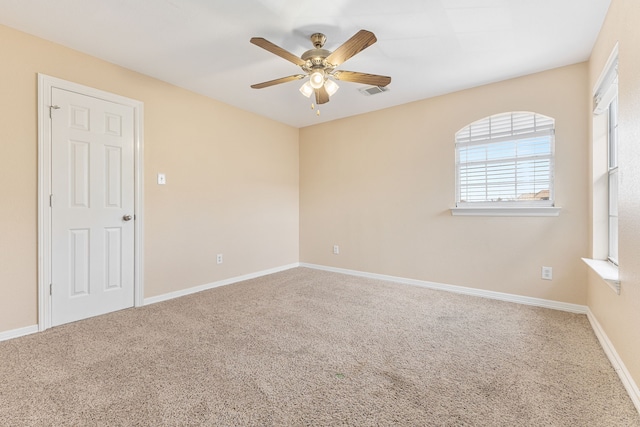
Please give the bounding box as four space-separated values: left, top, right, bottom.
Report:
50 87 135 326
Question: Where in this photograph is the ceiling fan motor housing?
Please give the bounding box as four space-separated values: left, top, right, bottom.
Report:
301 49 332 69
301 33 335 72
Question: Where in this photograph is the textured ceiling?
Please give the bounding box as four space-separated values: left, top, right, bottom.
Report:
0 0 611 128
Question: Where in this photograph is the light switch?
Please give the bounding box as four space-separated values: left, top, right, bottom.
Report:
157 173 166 185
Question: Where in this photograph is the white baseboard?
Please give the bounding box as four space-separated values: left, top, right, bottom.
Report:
300 263 588 314
0 324 39 343
587 309 640 413
143 263 300 306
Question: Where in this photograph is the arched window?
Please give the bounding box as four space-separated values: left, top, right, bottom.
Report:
455 112 555 208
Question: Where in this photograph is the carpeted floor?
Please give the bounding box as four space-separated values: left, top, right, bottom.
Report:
0 267 638 426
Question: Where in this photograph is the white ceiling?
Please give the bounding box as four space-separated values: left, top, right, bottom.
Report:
0 0 611 128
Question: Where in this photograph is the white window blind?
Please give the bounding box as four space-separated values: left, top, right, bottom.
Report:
455 112 555 207
594 63 618 115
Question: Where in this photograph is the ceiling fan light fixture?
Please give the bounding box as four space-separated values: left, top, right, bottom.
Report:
309 70 325 89
324 79 339 96
299 81 314 98
250 30 390 107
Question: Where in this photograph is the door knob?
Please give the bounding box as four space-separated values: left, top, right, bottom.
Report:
123 215 133 221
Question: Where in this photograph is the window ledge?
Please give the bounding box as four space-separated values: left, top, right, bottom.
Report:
582 258 620 294
450 207 561 217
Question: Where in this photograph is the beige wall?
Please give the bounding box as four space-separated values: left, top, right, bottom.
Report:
0 24 299 333
587 0 640 395
300 63 589 305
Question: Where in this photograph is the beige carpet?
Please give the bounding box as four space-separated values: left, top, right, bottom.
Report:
0 267 638 426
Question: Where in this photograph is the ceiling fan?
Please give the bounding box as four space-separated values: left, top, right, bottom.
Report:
250 30 391 106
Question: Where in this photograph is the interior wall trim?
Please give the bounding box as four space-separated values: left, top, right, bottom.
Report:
0 325 39 343
587 308 640 414
300 263 588 314
143 263 301 306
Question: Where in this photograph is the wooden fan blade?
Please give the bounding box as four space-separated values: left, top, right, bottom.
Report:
315 86 330 104
251 75 306 89
325 30 377 66
333 71 391 87
250 37 306 67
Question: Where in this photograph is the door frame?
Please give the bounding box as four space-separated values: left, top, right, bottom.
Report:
37 74 144 331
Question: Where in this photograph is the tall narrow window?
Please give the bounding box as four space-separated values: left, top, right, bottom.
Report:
594 56 619 265
584 46 619 292
455 112 555 208
607 84 619 265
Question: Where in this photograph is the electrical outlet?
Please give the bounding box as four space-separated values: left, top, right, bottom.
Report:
217 254 223 264
157 173 166 185
541 266 552 280
333 245 339 255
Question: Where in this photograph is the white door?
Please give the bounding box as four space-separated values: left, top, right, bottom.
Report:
50 87 135 326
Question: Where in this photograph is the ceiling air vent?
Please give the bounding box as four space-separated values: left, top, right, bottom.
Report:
359 86 390 96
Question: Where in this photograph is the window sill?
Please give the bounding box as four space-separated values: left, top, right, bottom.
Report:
450 207 561 217
582 258 620 294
